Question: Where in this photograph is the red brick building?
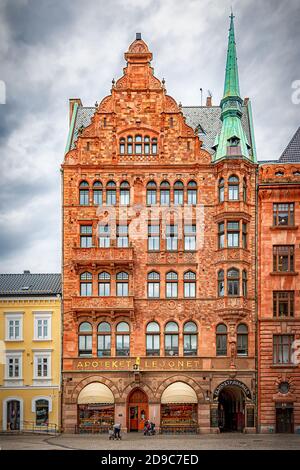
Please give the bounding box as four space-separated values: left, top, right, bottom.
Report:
62 18 258 433
258 127 300 433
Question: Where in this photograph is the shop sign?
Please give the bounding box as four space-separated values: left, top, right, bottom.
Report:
213 379 252 400
70 357 204 371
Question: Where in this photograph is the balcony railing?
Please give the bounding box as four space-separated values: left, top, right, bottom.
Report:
72 246 134 267
72 295 134 312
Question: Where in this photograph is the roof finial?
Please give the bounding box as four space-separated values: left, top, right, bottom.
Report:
230 5 234 19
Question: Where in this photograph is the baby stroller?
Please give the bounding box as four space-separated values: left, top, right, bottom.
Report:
144 421 156 436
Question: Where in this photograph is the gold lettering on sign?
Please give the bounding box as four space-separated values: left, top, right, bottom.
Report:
178 360 184 368
73 357 202 371
112 361 118 369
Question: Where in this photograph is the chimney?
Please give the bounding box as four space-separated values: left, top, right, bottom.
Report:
23 270 30 274
136 32 142 40
206 96 212 107
69 98 82 125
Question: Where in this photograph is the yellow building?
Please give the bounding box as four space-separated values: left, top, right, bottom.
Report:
0 272 61 432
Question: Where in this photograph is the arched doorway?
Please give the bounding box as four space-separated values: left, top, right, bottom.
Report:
128 389 148 432
160 382 198 433
218 386 245 432
77 382 115 433
7 400 21 430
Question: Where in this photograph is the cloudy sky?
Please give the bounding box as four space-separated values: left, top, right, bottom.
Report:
0 0 299 274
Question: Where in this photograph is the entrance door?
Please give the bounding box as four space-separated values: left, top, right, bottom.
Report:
7 400 20 430
128 389 148 432
218 387 245 432
276 408 293 433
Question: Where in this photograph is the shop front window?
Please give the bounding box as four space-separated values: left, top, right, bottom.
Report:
35 399 49 426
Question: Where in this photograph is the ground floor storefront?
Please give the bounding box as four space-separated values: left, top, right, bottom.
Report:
0 388 60 432
62 359 256 434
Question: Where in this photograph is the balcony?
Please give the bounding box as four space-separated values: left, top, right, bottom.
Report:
216 296 251 318
72 246 134 268
71 295 134 313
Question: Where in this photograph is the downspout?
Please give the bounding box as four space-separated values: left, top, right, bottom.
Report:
60 167 64 433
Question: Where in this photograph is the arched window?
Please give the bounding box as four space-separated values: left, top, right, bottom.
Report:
35 399 49 426
93 181 103 206
218 270 225 297
187 180 197 205
79 180 89 206
135 135 142 154
183 321 198 356
106 181 116 206
147 181 157 205
184 271 196 298
98 272 110 297
120 181 130 206
227 268 240 296
147 271 160 298
228 175 239 201
243 177 247 202
160 180 170 206
119 138 125 154
216 324 227 356
242 270 247 297
80 272 92 296
97 322 111 357
144 136 150 155
174 180 184 206
166 271 178 298
146 322 160 356
151 137 158 154
237 324 248 356
116 322 130 356
127 136 133 154
218 178 224 203
78 322 92 356
164 321 179 356
116 272 129 297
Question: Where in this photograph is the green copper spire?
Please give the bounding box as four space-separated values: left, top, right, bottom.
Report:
213 12 256 162
223 12 240 99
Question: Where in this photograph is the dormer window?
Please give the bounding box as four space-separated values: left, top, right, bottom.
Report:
228 137 240 147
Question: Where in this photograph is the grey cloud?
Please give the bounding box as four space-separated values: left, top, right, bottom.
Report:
0 0 299 273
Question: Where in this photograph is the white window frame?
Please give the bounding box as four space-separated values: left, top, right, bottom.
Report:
33 312 52 341
33 352 52 380
5 313 24 341
5 352 23 380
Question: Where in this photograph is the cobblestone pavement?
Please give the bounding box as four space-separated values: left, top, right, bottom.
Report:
0 433 300 450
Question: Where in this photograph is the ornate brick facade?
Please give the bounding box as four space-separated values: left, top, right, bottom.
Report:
62 30 257 433
258 161 300 433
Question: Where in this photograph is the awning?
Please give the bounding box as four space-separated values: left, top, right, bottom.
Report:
78 382 114 405
161 382 198 404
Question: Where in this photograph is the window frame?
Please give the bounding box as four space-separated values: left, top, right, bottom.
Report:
273 291 294 318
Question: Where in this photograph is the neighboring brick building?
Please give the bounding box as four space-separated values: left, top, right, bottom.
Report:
62 16 258 433
258 127 300 433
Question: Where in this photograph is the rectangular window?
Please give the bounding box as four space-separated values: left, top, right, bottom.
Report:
242 222 247 249
116 335 130 356
184 281 196 298
116 282 129 297
79 335 92 356
97 335 111 357
160 190 170 206
147 189 156 205
93 190 102 206
165 334 179 356
237 334 248 356
34 354 51 379
148 225 160 251
79 190 89 206
183 335 197 356
187 189 197 205
184 225 196 251
273 291 294 317
99 225 110 248
80 225 92 248
166 282 178 298
166 225 178 251
34 313 52 340
98 282 110 296
228 184 239 201
273 245 294 272
5 314 23 341
273 335 294 364
273 203 294 226
216 334 227 356
146 335 160 356
80 282 92 296
148 281 160 298
227 221 240 248
174 190 183 206
117 225 129 247
6 354 22 379
106 190 116 206
218 222 225 249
